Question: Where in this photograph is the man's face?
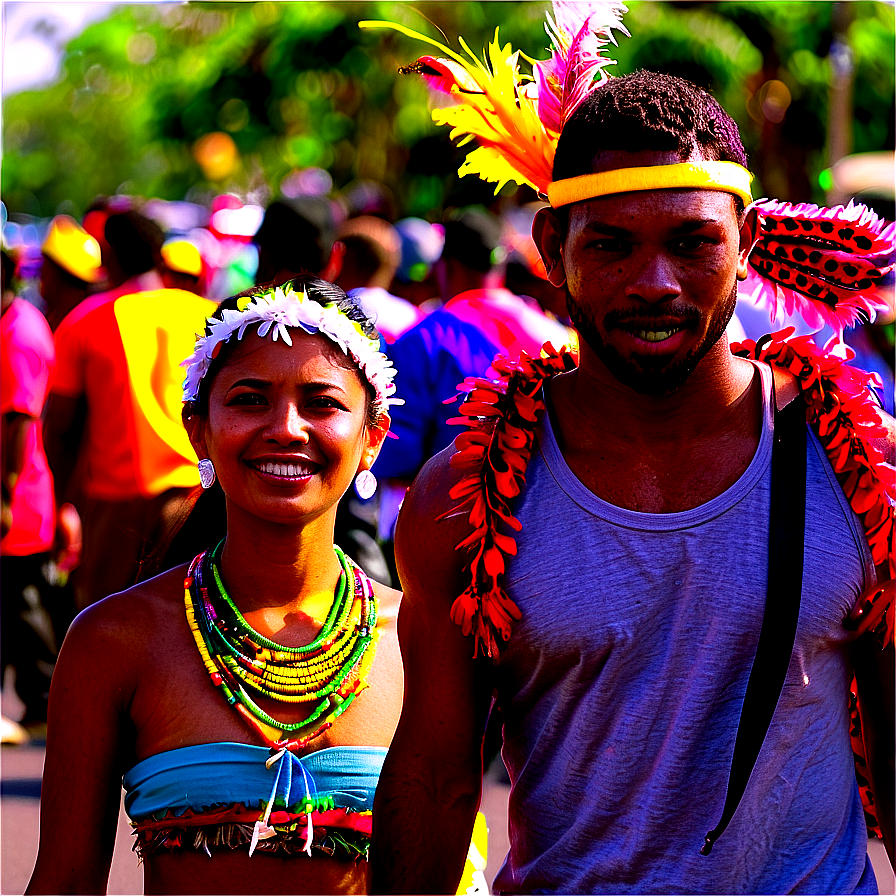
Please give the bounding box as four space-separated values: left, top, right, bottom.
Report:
540 150 752 396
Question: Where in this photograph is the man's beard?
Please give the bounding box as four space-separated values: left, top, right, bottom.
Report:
566 284 738 396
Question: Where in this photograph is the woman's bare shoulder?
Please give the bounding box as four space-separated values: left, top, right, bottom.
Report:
64 564 190 650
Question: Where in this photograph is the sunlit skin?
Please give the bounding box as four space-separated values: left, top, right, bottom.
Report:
27 329 403 896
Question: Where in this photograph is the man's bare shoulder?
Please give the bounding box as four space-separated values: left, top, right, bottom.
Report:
395 443 476 608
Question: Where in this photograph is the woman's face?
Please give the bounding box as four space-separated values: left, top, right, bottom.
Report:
188 330 387 529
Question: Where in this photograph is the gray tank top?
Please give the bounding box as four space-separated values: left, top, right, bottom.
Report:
494 363 877 894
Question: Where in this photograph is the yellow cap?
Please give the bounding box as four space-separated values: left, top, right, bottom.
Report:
41 216 103 283
161 240 203 278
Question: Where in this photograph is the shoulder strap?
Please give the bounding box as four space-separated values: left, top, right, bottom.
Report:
701 389 807 854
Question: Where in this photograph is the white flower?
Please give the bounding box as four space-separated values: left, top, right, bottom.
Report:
181 283 403 411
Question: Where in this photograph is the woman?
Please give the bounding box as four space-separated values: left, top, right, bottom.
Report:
27 277 404 895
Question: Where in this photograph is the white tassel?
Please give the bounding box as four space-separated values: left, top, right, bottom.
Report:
251 748 287 857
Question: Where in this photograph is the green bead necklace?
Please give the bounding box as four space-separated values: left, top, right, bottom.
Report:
184 541 379 751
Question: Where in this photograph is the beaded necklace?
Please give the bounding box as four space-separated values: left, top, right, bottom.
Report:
184 541 379 753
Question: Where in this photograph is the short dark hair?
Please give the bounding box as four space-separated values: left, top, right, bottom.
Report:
441 208 502 273
104 210 164 278
186 274 382 425
553 70 748 182
254 198 336 281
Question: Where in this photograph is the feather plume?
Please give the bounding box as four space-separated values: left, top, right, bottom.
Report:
360 2 628 195
743 198 895 339
534 1 629 132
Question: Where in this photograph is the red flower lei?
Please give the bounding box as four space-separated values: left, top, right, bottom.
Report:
445 330 894 836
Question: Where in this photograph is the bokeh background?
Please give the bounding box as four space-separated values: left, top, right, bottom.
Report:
3 1 894 230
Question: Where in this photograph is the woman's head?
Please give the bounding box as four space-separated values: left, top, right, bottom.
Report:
181 276 397 527
183 275 399 426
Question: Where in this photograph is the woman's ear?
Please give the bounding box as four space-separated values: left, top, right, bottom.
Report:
183 405 208 460
358 413 390 473
532 206 568 288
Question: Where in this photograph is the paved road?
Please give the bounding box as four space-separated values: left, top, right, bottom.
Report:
2 737 892 895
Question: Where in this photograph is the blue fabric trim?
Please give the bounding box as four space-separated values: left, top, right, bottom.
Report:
123 742 386 821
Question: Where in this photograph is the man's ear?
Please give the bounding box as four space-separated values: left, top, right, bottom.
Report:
737 207 761 281
183 405 208 460
532 206 567 288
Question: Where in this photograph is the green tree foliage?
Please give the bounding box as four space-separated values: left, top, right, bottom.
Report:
2 1 893 219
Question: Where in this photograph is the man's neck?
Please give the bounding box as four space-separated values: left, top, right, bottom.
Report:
548 339 763 513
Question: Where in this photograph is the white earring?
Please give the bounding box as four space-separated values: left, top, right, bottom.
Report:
198 458 216 489
354 469 377 500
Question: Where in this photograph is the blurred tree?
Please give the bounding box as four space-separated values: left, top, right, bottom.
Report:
2 1 892 220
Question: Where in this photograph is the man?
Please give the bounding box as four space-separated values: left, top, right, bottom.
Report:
44 209 215 608
160 239 206 296
253 196 344 286
335 215 424 344
372 72 894 894
375 209 570 543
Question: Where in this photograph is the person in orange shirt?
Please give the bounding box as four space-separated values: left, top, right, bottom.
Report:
44 211 216 608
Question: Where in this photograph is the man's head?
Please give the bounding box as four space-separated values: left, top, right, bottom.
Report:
103 210 164 287
552 70 748 191
436 208 504 300
254 197 343 285
335 216 401 292
39 216 104 329
534 71 758 396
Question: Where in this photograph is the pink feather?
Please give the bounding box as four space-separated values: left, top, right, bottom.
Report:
534 1 629 132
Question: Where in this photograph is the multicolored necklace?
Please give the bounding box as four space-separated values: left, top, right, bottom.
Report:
184 540 378 753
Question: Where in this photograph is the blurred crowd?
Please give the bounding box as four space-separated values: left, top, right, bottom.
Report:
1 175 893 745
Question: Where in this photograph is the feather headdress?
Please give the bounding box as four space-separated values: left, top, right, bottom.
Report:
360 2 628 196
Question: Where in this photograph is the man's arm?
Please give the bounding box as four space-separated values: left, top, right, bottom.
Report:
43 392 85 507
1 411 33 536
371 447 495 894
43 392 86 570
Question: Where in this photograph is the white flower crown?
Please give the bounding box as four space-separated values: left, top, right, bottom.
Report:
181 283 402 413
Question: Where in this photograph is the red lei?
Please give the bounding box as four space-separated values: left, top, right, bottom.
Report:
445 331 894 837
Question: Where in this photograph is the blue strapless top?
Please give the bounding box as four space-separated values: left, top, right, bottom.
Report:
123 742 386 821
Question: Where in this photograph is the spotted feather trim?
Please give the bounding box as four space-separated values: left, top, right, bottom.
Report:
132 802 372 861
745 200 895 338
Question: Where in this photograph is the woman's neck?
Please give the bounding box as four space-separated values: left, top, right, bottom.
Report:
216 510 344 619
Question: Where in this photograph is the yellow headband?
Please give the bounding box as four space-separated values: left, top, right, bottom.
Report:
547 161 754 209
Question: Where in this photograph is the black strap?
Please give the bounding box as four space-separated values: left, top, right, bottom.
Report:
701 389 807 855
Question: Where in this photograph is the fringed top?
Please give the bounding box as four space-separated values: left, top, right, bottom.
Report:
123 743 385 860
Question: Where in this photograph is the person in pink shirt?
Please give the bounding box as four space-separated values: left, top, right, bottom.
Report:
1 250 61 732
436 208 570 359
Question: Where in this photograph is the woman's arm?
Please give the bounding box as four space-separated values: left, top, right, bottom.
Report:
26 597 137 895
